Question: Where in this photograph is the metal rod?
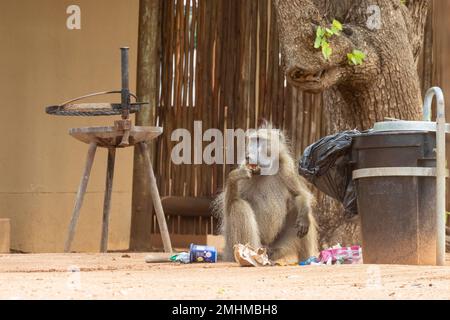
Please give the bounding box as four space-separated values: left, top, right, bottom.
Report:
58 91 138 107
353 167 449 180
100 148 116 253
423 87 446 266
59 91 121 107
139 142 173 253
64 142 97 253
121 47 130 120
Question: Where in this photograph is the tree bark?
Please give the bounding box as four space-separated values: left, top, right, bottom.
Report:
130 0 161 251
274 0 431 247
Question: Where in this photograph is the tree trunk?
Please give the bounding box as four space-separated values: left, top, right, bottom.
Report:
274 0 431 247
130 0 161 251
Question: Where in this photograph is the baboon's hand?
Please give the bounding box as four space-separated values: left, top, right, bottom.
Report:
228 166 252 182
295 215 310 238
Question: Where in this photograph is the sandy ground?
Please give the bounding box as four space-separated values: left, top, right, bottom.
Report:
0 253 450 300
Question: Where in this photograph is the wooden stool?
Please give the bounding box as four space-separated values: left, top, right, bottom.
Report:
64 125 172 253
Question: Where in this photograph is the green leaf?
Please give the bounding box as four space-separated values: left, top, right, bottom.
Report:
347 49 367 66
331 19 343 35
314 36 322 49
325 28 335 37
314 26 325 48
352 50 366 60
330 26 340 35
332 19 343 32
322 42 332 60
316 26 325 38
313 20 344 60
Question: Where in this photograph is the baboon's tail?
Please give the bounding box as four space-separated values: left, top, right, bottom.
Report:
211 192 225 234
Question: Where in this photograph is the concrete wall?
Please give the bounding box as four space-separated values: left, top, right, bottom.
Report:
0 0 139 252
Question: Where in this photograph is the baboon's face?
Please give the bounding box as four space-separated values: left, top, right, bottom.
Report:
246 129 281 175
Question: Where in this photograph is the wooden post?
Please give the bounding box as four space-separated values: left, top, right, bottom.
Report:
64 142 97 253
130 0 161 251
100 148 116 253
140 142 172 253
0 219 10 253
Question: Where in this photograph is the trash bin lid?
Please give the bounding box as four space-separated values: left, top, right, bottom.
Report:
372 121 450 133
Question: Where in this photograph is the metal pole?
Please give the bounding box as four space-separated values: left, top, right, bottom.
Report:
121 47 130 120
423 87 446 266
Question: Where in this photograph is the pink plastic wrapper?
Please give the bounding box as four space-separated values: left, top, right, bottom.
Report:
318 245 362 265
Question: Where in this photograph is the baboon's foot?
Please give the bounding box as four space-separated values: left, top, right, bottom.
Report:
267 247 284 261
267 247 299 265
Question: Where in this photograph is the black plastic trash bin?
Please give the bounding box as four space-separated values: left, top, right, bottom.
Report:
352 129 449 265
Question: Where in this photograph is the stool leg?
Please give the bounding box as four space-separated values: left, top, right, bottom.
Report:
65 142 97 253
139 142 173 253
100 148 116 253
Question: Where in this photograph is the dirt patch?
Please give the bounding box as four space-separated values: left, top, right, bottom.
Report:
0 253 449 299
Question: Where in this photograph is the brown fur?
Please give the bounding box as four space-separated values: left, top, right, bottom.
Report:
213 125 319 262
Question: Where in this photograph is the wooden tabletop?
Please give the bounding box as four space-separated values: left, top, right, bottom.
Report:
69 126 163 148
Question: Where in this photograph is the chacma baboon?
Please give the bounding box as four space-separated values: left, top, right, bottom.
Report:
214 122 319 262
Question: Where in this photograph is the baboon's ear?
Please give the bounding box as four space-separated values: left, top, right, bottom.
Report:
258 118 269 129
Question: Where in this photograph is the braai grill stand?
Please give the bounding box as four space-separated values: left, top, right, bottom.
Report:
46 48 172 253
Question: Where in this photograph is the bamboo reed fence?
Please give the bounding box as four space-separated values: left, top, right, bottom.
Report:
151 0 326 238
150 0 436 239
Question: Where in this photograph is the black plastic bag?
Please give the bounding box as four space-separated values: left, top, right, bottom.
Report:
299 130 361 219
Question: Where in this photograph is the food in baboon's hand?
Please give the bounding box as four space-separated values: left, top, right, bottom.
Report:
246 163 261 175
